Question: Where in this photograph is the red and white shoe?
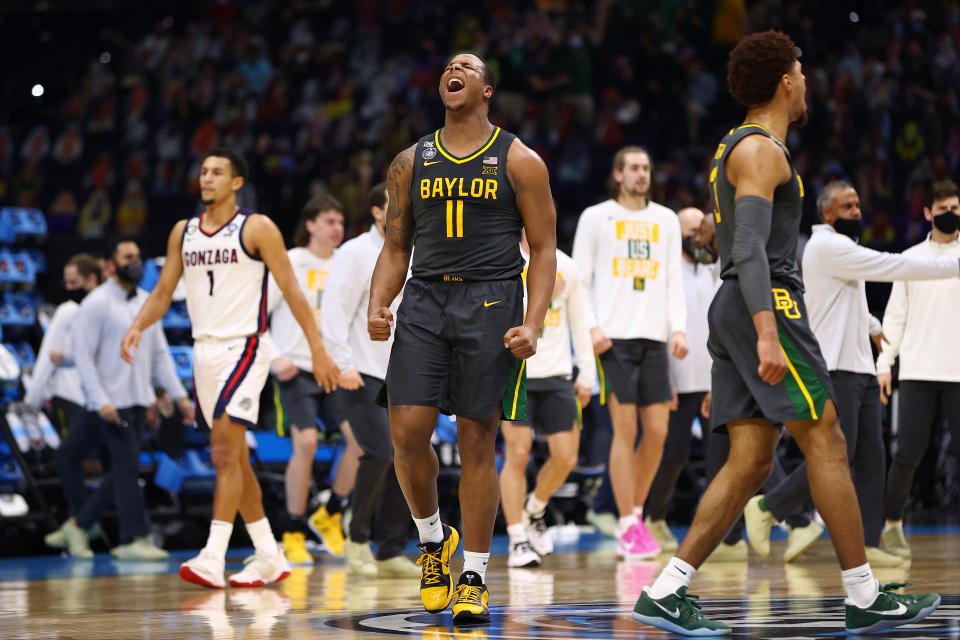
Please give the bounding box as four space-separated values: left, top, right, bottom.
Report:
179 550 226 589
228 545 291 588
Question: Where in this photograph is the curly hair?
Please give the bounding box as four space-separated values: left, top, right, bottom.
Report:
727 31 798 108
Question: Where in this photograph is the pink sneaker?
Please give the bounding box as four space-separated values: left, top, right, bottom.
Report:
617 521 660 559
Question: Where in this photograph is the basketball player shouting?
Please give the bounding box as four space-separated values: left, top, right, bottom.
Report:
368 53 557 625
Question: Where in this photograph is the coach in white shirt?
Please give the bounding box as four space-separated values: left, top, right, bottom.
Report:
875 179 960 561
744 181 959 566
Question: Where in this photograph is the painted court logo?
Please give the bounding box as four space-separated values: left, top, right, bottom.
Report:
310 596 959 639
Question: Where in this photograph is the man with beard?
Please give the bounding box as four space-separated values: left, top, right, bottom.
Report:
745 180 959 567
876 179 960 560
572 147 688 560
122 149 340 588
632 31 940 636
368 54 557 624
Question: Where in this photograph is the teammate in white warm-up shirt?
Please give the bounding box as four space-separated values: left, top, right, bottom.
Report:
263 195 362 564
122 148 339 589
572 145 687 559
875 179 960 560
499 231 596 568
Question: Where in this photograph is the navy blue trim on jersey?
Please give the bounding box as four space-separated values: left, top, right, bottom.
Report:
199 207 242 237
256 268 269 333
214 336 259 419
227 415 258 429
237 210 261 261
180 218 193 250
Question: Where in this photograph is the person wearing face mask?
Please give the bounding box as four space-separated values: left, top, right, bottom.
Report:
875 179 960 561
642 208 715 552
28 254 105 556
64 235 195 560
743 180 960 567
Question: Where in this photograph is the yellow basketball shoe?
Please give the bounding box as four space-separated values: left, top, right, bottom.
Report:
282 531 314 565
308 506 345 557
416 524 460 612
452 571 490 626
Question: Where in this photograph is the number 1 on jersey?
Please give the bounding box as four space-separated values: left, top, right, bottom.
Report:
207 270 214 296
446 200 463 238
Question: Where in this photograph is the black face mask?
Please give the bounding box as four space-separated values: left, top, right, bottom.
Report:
693 239 718 265
116 260 144 286
65 288 86 304
681 235 697 259
932 211 960 234
832 217 863 242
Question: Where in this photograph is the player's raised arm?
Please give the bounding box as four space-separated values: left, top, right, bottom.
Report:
505 140 557 359
726 135 792 384
245 214 340 392
122 220 187 364
368 144 416 341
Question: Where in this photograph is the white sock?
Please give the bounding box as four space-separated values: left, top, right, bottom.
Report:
618 515 637 535
525 494 548 517
203 520 233 559
245 517 278 556
649 557 697 599
842 563 880 608
883 521 901 532
462 551 490 583
633 506 645 521
507 523 528 543
413 510 443 544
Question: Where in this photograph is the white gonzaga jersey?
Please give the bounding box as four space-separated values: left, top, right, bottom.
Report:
181 208 268 340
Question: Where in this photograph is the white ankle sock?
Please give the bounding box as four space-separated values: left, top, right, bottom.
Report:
203 520 233 558
507 523 528 543
245 517 278 556
633 506 644 521
525 494 548 517
649 557 697 599
842 563 879 608
883 521 901 533
413 510 443 544
618 515 637 535
462 551 490 582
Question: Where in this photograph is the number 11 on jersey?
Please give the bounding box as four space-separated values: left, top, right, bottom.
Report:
446 200 463 238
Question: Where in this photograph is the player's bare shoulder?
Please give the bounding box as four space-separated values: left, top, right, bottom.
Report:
726 134 792 188
505 137 548 193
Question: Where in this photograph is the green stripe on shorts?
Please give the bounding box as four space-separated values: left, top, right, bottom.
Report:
272 378 289 437
501 359 527 421
777 326 829 421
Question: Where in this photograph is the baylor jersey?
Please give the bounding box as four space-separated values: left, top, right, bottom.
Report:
709 123 805 291
409 126 523 281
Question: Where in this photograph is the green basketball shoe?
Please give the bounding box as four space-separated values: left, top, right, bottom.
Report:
632 586 731 636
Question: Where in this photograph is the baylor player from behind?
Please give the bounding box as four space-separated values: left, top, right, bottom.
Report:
368 53 557 625
632 31 940 636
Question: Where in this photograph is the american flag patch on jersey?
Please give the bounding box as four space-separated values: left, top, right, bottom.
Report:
483 156 498 165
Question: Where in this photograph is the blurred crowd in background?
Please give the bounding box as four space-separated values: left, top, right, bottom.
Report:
1 0 959 270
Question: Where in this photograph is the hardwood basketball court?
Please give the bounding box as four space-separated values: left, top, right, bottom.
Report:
2 529 957 639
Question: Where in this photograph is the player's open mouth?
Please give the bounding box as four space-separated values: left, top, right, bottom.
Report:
447 77 464 93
